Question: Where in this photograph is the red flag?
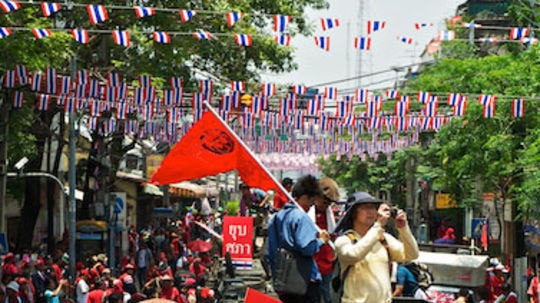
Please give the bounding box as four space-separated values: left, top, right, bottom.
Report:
150 109 283 194
481 219 488 251
244 288 281 303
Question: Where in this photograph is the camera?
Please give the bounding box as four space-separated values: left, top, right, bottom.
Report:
390 207 399 218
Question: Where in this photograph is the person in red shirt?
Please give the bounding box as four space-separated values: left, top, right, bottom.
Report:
309 177 339 303
490 265 506 301
159 275 180 303
273 178 294 210
2 253 19 278
86 279 105 303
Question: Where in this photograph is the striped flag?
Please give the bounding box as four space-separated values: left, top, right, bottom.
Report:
417 91 431 103
354 37 371 50
226 12 244 27
321 18 339 31
37 94 51 111
234 34 252 46
112 30 130 47
438 30 455 41
12 91 24 108
512 99 525 118
273 15 291 32
0 27 12 38
324 87 338 99
31 73 43 91
453 97 467 116
355 88 369 103
3 70 15 88
179 9 197 22
367 20 385 34
32 28 52 39
71 29 89 44
397 36 413 44
15 64 28 85
134 6 155 18
261 83 276 96
386 90 399 99
314 36 330 51
193 30 212 40
41 2 61 17
447 93 462 106
0 0 20 13
274 35 291 46
231 81 245 91
510 27 530 40
87 5 108 25
292 85 306 95
153 31 171 43
414 22 433 29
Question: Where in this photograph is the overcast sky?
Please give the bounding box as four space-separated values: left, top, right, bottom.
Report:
261 0 464 93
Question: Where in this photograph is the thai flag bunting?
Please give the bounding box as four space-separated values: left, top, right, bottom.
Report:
274 35 291 46
170 77 182 89
59 76 71 95
231 81 244 91
3 70 15 88
292 85 306 95
424 99 438 117
510 27 529 40
153 31 171 43
193 30 212 40
220 95 234 111
386 89 399 99
89 79 100 98
112 30 130 47
37 94 50 111
0 27 12 38
453 98 467 116
106 72 121 87
134 6 155 18
417 91 431 103
73 84 87 98
87 5 108 25
46 67 57 94
400 95 411 104
199 79 212 101
89 100 99 116
105 86 117 101
71 29 89 44
512 99 525 118
414 22 433 29
438 30 455 41
462 22 482 29
234 34 252 46
31 73 42 91
252 96 267 114
478 94 495 106
116 102 129 119
397 36 413 44
354 37 371 50
88 117 98 130
324 87 338 99
355 88 369 103
274 15 291 32
314 36 330 51
12 91 23 108
15 65 28 85
321 18 339 31
367 20 385 34
105 119 117 133
76 70 89 84
483 101 496 118
226 12 244 27
395 101 408 116
0 0 20 13
41 2 61 17
307 98 323 115
179 9 197 22
335 101 350 117
447 93 462 106
64 97 78 114
369 117 382 129
366 100 378 117
56 95 66 106
163 89 180 106
521 37 538 45
32 28 52 39
261 83 276 96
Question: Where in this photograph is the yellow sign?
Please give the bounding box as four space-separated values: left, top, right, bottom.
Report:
436 193 458 209
241 94 252 106
146 154 165 179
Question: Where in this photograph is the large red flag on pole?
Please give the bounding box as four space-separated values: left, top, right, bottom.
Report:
150 104 286 195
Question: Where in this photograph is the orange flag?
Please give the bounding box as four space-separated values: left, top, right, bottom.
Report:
150 109 284 194
481 219 488 251
244 288 282 303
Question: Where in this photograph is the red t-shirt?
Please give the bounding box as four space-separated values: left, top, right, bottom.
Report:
87 289 105 303
490 274 504 299
160 287 180 303
313 209 335 275
273 192 288 210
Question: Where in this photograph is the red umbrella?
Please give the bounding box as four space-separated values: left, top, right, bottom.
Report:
187 239 213 252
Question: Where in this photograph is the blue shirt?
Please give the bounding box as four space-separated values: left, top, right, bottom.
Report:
44 289 61 303
265 202 324 281
396 266 419 297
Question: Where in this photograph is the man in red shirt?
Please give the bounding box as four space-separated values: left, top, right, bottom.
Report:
159 275 180 303
309 177 339 303
489 265 506 301
273 178 294 210
86 279 105 303
2 253 19 278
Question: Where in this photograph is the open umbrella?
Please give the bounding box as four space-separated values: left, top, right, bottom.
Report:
187 239 213 253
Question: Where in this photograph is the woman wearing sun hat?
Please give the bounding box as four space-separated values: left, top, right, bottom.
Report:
334 192 419 303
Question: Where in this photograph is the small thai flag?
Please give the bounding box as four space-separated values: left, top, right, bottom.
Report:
15 64 28 85
292 85 306 95
438 30 455 41
386 90 399 99
520 37 538 45
87 5 108 25
12 91 24 108
32 28 52 39
71 29 89 44
59 76 71 95
193 30 212 40
274 35 291 46
424 100 438 117
355 88 369 103
153 31 171 43
107 72 121 87
170 77 182 89
134 6 155 18
37 94 51 111
0 27 12 38
477 37 498 43
447 93 462 106
324 87 338 99
261 83 276 96
0 0 21 13
31 73 42 91
75 70 89 84
512 99 525 118
274 15 291 32
478 94 493 106
226 12 244 27
314 36 330 51
234 34 252 46
321 18 339 31
414 22 433 29
231 81 244 91
46 67 57 94
483 101 496 118
89 79 100 98
354 37 371 50
453 98 467 116
116 102 128 119
417 91 431 103
395 101 408 116
367 20 385 34
3 70 15 88
397 36 413 44
112 30 130 47
41 2 61 17
179 9 197 22
139 75 151 87
510 27 529 40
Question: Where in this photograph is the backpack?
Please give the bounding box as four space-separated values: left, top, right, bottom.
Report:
404 261 434 290
329 233 357 303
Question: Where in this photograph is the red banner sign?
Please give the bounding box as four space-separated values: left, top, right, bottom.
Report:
222 216 253 269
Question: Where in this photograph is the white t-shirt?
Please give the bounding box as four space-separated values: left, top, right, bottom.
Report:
76 279 89 303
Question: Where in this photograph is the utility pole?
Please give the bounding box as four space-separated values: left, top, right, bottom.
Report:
0 91 9 233
68 56 77 283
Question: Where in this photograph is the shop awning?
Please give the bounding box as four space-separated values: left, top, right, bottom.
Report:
169 181 207 198
143 183 163 196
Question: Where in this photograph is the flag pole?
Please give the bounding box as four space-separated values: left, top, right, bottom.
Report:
202 101 323 233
